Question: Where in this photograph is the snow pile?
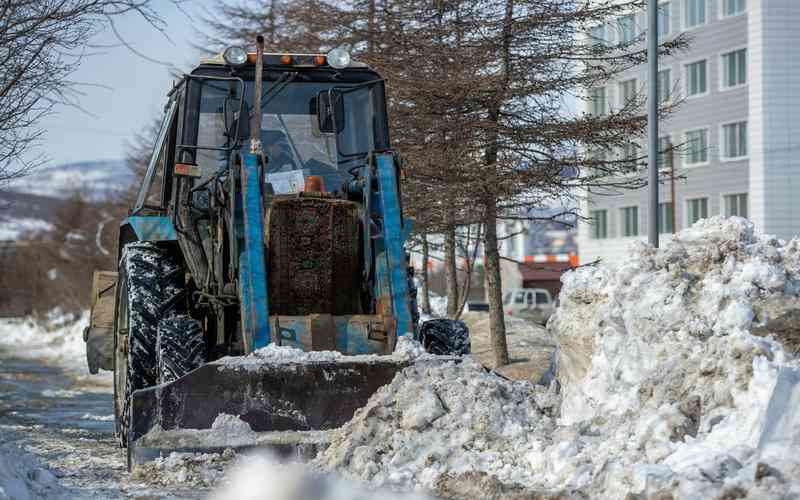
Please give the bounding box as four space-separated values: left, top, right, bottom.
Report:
314 217 800 498
313 357 557 493
545 216 800 497
211 452 432 500
0 312 101 377
132 450 233 488
427 293 449 318
0 441 68 499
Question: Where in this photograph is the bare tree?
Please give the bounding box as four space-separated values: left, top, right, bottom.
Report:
0 0 180 186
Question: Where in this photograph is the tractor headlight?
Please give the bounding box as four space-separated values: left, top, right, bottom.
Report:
326 46 351 69
223 46 248 66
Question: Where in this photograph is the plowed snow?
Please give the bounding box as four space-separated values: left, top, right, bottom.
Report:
314 217 800 499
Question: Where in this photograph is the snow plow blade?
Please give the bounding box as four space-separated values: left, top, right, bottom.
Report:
127 357 413 466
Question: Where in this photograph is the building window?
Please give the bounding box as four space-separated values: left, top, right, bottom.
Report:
619 78 637 107
621 142 639 171
590 210 608 239
685 0 706 28
621 206 639 237
687 198 709 225
618 15 636 44
723 193 748 218
590 24 606 45
686 60 707 96
722 0 745 17
721 48 747 88
722 121 747 159
657 68 671 103
657 136 673 169
589 87 606 116
685 129 708 165
658 2 671 38
658 202 674 233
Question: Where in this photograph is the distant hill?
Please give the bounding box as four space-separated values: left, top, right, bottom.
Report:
0 159 133 241
6 159 134 202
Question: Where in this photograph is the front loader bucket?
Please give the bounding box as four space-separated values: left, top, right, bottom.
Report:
128 356 412 466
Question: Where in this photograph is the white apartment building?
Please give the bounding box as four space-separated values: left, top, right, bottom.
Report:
578 0 800 264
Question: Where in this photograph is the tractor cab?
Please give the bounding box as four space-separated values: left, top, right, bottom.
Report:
135 47 390 212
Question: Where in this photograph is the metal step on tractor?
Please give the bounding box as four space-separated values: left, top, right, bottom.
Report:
83 37 469 466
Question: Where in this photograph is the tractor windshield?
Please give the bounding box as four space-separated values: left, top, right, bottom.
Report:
180 73 389 193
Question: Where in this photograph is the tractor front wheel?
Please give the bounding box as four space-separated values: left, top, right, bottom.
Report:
113 242 185 448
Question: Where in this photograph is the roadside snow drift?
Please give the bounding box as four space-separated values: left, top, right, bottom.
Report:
0 312 101 378
0 442 67 500
315 217 800 499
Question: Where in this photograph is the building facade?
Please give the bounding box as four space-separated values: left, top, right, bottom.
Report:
578 0 800 264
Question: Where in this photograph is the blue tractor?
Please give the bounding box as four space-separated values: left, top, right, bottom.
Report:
83 39 469 464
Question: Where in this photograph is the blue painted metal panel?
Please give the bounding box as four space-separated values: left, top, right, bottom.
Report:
238 153 271 352
123 216 177 242
269 315 388 355
402 218 414 244
375 154 414 338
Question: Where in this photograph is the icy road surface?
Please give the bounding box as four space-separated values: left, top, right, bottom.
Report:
0 348 209 499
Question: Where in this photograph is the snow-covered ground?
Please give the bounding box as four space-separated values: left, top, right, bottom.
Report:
2 216 799 499
0 440 69 500
0 217 53 240
314 217 800 498
0 311 110 382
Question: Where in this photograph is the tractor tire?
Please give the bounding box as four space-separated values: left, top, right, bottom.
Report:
114 242 185 448
419 318 471 356
157 316 205 385
406 253 420 335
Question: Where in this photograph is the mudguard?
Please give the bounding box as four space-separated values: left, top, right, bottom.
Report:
84 271 117 374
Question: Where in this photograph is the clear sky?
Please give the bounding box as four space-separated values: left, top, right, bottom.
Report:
36 1 215 166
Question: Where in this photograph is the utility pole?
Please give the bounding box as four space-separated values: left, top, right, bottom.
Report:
647 0 659 247
669 142 676 234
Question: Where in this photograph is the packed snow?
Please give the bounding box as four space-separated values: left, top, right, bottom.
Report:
0 441 68 500
314 217 800 498
313 357 557 494
0 311 109 381
216 335 431 367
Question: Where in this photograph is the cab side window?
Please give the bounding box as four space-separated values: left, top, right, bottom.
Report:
135 101 178 211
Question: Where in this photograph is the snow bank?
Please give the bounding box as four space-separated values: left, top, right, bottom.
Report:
0 311 106 380
313 357 557 494
546 216 800 497
315 217 800 498
0 312 86 366
0 441 68 499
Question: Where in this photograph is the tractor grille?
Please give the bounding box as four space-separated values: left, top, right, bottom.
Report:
266 195 362 316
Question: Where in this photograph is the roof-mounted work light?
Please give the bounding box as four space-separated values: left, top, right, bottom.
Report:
223 46 248 66
326 46 351 69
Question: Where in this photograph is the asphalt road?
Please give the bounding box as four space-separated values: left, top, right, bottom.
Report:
0 350 205 498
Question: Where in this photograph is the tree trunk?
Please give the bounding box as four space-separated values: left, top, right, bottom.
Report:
419 235 431 315
483 199 509 367
444 221 459 318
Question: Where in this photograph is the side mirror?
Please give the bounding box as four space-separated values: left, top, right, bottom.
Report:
315 90 344 134
223 97 250 141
